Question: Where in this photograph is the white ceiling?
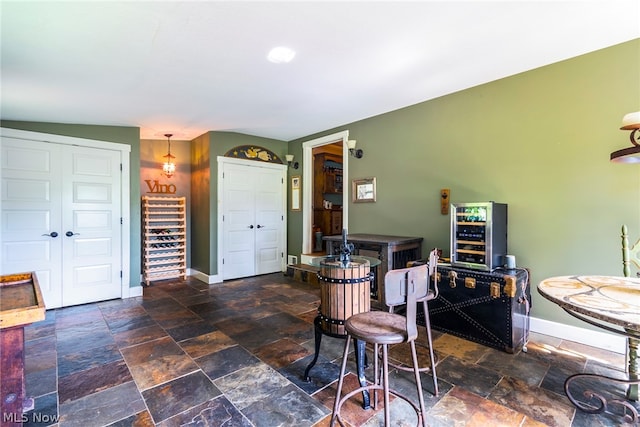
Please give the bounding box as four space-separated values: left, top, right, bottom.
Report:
2 1 639 141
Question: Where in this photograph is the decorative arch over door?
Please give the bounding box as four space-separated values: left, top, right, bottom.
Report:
224 145 284 164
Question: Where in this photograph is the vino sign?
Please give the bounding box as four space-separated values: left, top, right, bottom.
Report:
145 179 177 194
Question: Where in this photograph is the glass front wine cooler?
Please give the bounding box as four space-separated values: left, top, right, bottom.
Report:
450 202 507 271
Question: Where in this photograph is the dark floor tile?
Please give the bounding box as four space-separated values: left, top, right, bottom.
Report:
57 343 122 377
166 319 217 342
254 337 311 369
179 330 236 359
24 321 56 341
212 362 291 411
58 381 145 427
197 345 262 380
106 410 155 427
436 356 503 397
25 366 57 398
142 370 221 424
489 376 574 426
226 323 283 351
105 313 157 333
241 383 329 427
121 336 199 390
432 333 492 363
478 347 550 387
55 320 115 356
151 311 203 330
113 323 168 349
24 336 57 374
157 395 252 427
58 359 133 404
279 353 341 395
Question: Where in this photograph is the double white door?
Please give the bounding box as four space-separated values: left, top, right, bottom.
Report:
1 136 123 308
221 161 286 280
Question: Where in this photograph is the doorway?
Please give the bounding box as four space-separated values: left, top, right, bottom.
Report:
301 130 350 257
311 142 343 254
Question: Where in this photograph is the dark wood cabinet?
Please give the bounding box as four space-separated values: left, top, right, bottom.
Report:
324 234 423 309
313 153 343 244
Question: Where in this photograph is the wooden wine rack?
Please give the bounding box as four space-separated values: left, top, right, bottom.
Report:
142 196 187 286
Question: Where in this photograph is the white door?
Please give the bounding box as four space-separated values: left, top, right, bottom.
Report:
221 161 285 280
1 137 123 308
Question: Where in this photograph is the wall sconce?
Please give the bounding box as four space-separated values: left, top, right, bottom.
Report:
611 111 640 163
285 154 299 169
347 139 363 158
162 133 176 178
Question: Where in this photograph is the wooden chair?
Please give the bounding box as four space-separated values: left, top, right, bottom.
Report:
622 224 640 278
330 251 438 427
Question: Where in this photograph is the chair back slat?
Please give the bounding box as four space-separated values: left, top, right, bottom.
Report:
383 248 440 341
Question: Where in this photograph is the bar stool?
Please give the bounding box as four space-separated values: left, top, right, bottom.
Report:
330 259 436 426
387 248 440 396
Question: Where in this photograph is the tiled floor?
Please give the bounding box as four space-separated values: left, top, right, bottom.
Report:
21 273 639 426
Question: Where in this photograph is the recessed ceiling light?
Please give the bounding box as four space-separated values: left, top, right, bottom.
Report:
267 46 296 64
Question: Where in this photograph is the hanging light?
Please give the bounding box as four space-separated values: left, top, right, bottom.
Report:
610 111 640 163
162 133 176 178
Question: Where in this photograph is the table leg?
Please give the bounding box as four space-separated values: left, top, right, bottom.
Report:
303 316 323 382
627 335 639 401
354 339 371 409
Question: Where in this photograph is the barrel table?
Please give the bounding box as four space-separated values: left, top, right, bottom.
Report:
303 255 379 409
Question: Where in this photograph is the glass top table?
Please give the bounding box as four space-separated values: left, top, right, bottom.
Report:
307 255 381 268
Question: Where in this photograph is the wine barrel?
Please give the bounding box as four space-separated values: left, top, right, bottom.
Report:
318 258 372 336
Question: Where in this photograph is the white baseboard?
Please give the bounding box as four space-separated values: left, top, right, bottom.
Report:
530 316 626 354
190 268 222 285
126 286 144 298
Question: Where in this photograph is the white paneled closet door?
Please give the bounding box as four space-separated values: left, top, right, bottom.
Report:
220 159 286 280
1 134 124 308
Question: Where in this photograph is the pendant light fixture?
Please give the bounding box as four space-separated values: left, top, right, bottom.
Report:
162 133 176 178
610 111 640 163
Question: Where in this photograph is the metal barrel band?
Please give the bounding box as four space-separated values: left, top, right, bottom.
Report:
317 271 374 284
319 313 345 326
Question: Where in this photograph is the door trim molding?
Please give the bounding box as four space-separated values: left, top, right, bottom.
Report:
301 130 350 255
1 127 132 301
216 156 287 281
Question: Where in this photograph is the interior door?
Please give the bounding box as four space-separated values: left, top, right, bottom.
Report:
255 167 284 274
222 161 285 280
1 137 123 308
1 138 64 307
61 146 122 306
222 163 257 279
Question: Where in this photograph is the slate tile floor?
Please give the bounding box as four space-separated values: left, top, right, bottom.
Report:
21 273 639 426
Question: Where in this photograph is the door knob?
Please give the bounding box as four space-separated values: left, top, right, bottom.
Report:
42 232 59 238
256 225 264 228
65 231 80 237
248 225 254 229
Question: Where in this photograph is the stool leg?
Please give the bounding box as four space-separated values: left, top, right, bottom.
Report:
410 340 428 426
381 344 391 426
373 343 379 410
331 334 352 427
422 300 439 396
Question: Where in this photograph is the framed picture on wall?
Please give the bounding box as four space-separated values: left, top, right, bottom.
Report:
352 177 376 203
291 176 301 211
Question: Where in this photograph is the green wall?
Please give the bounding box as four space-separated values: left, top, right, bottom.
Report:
190 131 287 276
0 120 142 288
289 39 640 328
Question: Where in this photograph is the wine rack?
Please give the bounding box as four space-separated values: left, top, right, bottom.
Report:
142 196 187 286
